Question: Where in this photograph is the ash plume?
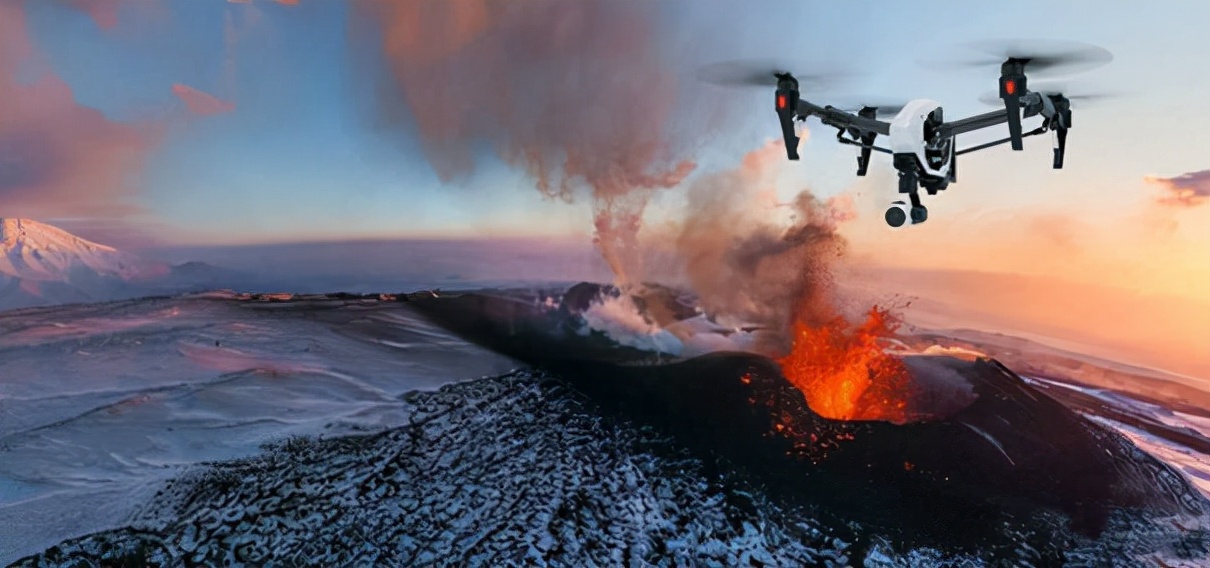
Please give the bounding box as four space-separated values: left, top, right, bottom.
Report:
354 0 863 345
674 141 854 354
351 0 695 284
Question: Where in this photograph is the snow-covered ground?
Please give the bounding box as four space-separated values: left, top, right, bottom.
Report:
0 293 517 563
1025 376 1210 499
0 218 156 282
1 290 1208 565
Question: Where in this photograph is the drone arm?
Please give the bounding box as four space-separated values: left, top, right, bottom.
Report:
940 93 1044 138
940 109 1011 138
954 124 1048 156
837 128 895 153
834 134 893 154
796 100 891 136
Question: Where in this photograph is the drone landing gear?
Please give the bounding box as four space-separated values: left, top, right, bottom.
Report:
910 199 929 224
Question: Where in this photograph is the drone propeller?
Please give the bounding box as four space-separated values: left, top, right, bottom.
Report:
976 82 1117 107
694 59 847 91
696 59 849 162
973 81 1107 170
921 39 1113 77
922 40 1112 152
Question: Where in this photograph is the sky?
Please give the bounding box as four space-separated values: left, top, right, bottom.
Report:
1 0 1208 303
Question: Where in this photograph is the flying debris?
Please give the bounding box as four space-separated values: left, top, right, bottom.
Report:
698 40 1114 228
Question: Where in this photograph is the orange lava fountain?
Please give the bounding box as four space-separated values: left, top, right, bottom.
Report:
778 306 915 424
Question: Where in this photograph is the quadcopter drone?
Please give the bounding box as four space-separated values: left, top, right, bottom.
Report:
700 41 1113 228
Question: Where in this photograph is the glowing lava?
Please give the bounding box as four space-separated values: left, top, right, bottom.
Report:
778 306 915 424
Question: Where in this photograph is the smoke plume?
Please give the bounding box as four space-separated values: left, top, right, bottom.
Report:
356 1 867 353
352 0 695 284
674 141 854 353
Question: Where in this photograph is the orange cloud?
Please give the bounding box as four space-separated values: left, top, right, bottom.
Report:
61 0 122 30
0 1 160 221
171 83 236 115
1146 170 1210 207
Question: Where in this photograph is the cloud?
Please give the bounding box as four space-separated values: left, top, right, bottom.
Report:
1022 211 1081 250
226 0 299 6
60 0 122 30
44 217 174 250
171 83 236 115
1145 169 1210 207
0 1 161 221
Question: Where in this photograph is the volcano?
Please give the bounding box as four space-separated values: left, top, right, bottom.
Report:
405 283 1210 556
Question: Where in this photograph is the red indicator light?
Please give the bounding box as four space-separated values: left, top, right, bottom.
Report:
777 94 787 109
1005 80 1016 95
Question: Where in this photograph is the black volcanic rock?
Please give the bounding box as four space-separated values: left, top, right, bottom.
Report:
11 373 856 567
405 287 1210 556
560 281 615 315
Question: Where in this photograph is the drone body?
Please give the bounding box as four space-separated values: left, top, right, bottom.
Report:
750 43 1110 227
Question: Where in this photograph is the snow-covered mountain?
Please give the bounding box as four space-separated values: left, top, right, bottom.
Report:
0 219 232 311
0 218 163 282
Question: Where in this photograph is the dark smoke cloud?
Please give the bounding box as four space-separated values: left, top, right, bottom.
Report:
1146 170 1210 207
351 0 696 284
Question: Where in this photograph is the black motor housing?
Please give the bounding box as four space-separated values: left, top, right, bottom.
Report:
999 58 1029 151
775 73 800 160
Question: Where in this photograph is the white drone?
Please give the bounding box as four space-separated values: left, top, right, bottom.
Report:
698 40 1113 227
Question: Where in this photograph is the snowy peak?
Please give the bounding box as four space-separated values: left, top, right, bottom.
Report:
0 218 155 281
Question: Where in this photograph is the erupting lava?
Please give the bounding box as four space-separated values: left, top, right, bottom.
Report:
778 306 916 424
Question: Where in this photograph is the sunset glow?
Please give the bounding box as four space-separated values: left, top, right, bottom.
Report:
1 0 1207 381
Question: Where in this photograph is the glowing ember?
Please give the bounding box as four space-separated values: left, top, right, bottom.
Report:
778 306 915 424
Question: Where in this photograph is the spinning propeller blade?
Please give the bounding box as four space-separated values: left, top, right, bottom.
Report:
920 39 1113 77
693 59 846 91
696 59 848 161
976 83 1118 107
